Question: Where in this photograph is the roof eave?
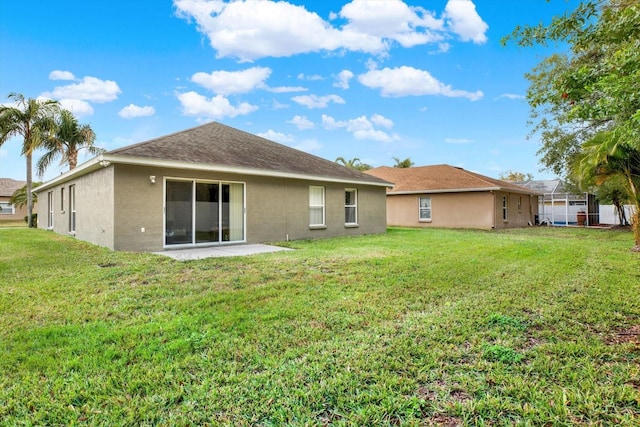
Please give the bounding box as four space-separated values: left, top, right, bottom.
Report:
388 187 542 196
34 154 393 192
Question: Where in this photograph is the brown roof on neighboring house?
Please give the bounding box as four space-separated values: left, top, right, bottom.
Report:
0 178 26 197
108 121 390 185
365 165 540 195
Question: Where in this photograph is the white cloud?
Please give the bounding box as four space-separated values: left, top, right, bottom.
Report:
293 139 322 153
334 70 354 89
49 70 75 81
118 104 156 119
257 129 294 143
338 0 444 47
496 93 524 100
291 94 345 109
43 76 121 103
287 115 315 130
358 66 483 101
445 137 474 144
177 91 258 119
429 42 451 54
174 0 486 61
444 0 488 44
370 113 393 129
57 99 94 116
191 67 271 95
322 114 398 143
268 86 307 94
297 73 324 81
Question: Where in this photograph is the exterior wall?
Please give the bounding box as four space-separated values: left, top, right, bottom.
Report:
36 166 115 248
0 196 28 221
111 164 388 252
387 192 495 229
387 191 537 230
493 191 537 229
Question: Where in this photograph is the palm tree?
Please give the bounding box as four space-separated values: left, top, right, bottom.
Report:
335 156 372 172
0 93 59 227
37 109 103 176
10 182 43 209
573 132 640 250
392 157 414 168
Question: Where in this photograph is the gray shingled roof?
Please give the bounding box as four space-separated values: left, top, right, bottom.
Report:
109 121 390 185
0 178 26 197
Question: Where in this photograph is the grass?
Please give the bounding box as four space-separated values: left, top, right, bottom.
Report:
0 219 27 228
0 226 639 426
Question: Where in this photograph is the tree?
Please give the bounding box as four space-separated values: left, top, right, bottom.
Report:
392 157 414 168
499 170 534 182
572 132 640 248
503 0 640 249
0 93 59 227
37 109 102 176
9 182 42 209
335 156 372 171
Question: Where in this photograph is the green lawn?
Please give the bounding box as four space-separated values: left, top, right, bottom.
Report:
1 227 638 426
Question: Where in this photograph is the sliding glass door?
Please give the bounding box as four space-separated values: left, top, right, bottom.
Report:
165 179 244 247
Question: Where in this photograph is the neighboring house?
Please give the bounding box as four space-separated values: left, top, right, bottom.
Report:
33 122 391 251
365 165 540 229
516 179 599 226
0 178 28 221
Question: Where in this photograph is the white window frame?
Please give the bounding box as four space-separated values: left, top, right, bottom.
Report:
69 185 76 234
47 191 54 228
309 186 325 227
502 195 509 221
345 188 357 226
0 201 14 215
419 196 432 222
60 187 65 213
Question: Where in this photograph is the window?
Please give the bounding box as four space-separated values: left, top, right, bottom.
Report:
309 186 325 227
0 201 14 215
69 185 76 233
345 189 357 225
60 187 65 212
502 195 508 221
47 191 54 228
419 196 431 221
517 196 522 213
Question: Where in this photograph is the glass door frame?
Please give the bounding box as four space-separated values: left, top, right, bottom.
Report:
163 177 246 249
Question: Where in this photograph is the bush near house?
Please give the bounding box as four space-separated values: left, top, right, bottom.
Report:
0 227 638 425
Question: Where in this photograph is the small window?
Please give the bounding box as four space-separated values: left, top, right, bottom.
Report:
60 187 65 212
517 196 522 213
47 191 54 228
69 185 76 233
309 186 325 227
419 196 431 221
502 195 508 221
345 189 357 225
0 201 14 215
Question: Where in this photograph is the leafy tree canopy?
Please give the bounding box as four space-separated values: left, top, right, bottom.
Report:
503 0 640 249
335 157 372 172
499 170 534 182
392 157 414 168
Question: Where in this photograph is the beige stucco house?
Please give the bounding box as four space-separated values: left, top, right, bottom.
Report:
365 165 541 229
34 122 391 251
0 178 28 221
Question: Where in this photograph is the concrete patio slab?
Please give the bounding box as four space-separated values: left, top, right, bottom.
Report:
154 244 293 260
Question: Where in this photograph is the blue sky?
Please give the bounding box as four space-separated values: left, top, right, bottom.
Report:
0 0 578 182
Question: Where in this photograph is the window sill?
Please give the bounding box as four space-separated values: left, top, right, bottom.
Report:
419 219 432 223
345 223 359 228
309 225 327 230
